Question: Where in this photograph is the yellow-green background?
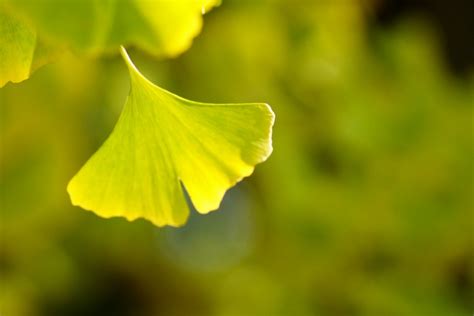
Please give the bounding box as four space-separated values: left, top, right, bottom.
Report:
1 1 472 315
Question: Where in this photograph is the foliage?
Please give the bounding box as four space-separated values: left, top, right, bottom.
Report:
1 0 274 227
0 1 472 316
0 7 61 87
1 0 220 86
68 47 273 226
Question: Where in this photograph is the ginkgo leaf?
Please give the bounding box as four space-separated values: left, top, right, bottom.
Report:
0 8 62 87
67 47 274 227
7 0 220 57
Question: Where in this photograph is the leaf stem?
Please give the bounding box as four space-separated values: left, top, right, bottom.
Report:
120 46 140 73
119 45 156 87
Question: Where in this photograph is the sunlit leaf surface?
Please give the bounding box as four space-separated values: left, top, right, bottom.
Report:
67 47 274 227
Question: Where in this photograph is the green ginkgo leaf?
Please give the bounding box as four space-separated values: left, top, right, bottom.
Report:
0 8 62 87
7 0 220 57
67 47 274 227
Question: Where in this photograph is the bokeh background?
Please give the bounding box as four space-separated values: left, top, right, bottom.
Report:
1 0 473 315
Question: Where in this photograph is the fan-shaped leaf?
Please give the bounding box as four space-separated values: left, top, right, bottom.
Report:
67 47 274 227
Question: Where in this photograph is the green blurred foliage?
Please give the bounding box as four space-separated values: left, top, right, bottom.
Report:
1 1 473 315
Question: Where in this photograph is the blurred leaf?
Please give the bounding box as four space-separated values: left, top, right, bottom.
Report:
7 0 220 57
1 0 219 86
0 8 61 87
67 47 274 227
